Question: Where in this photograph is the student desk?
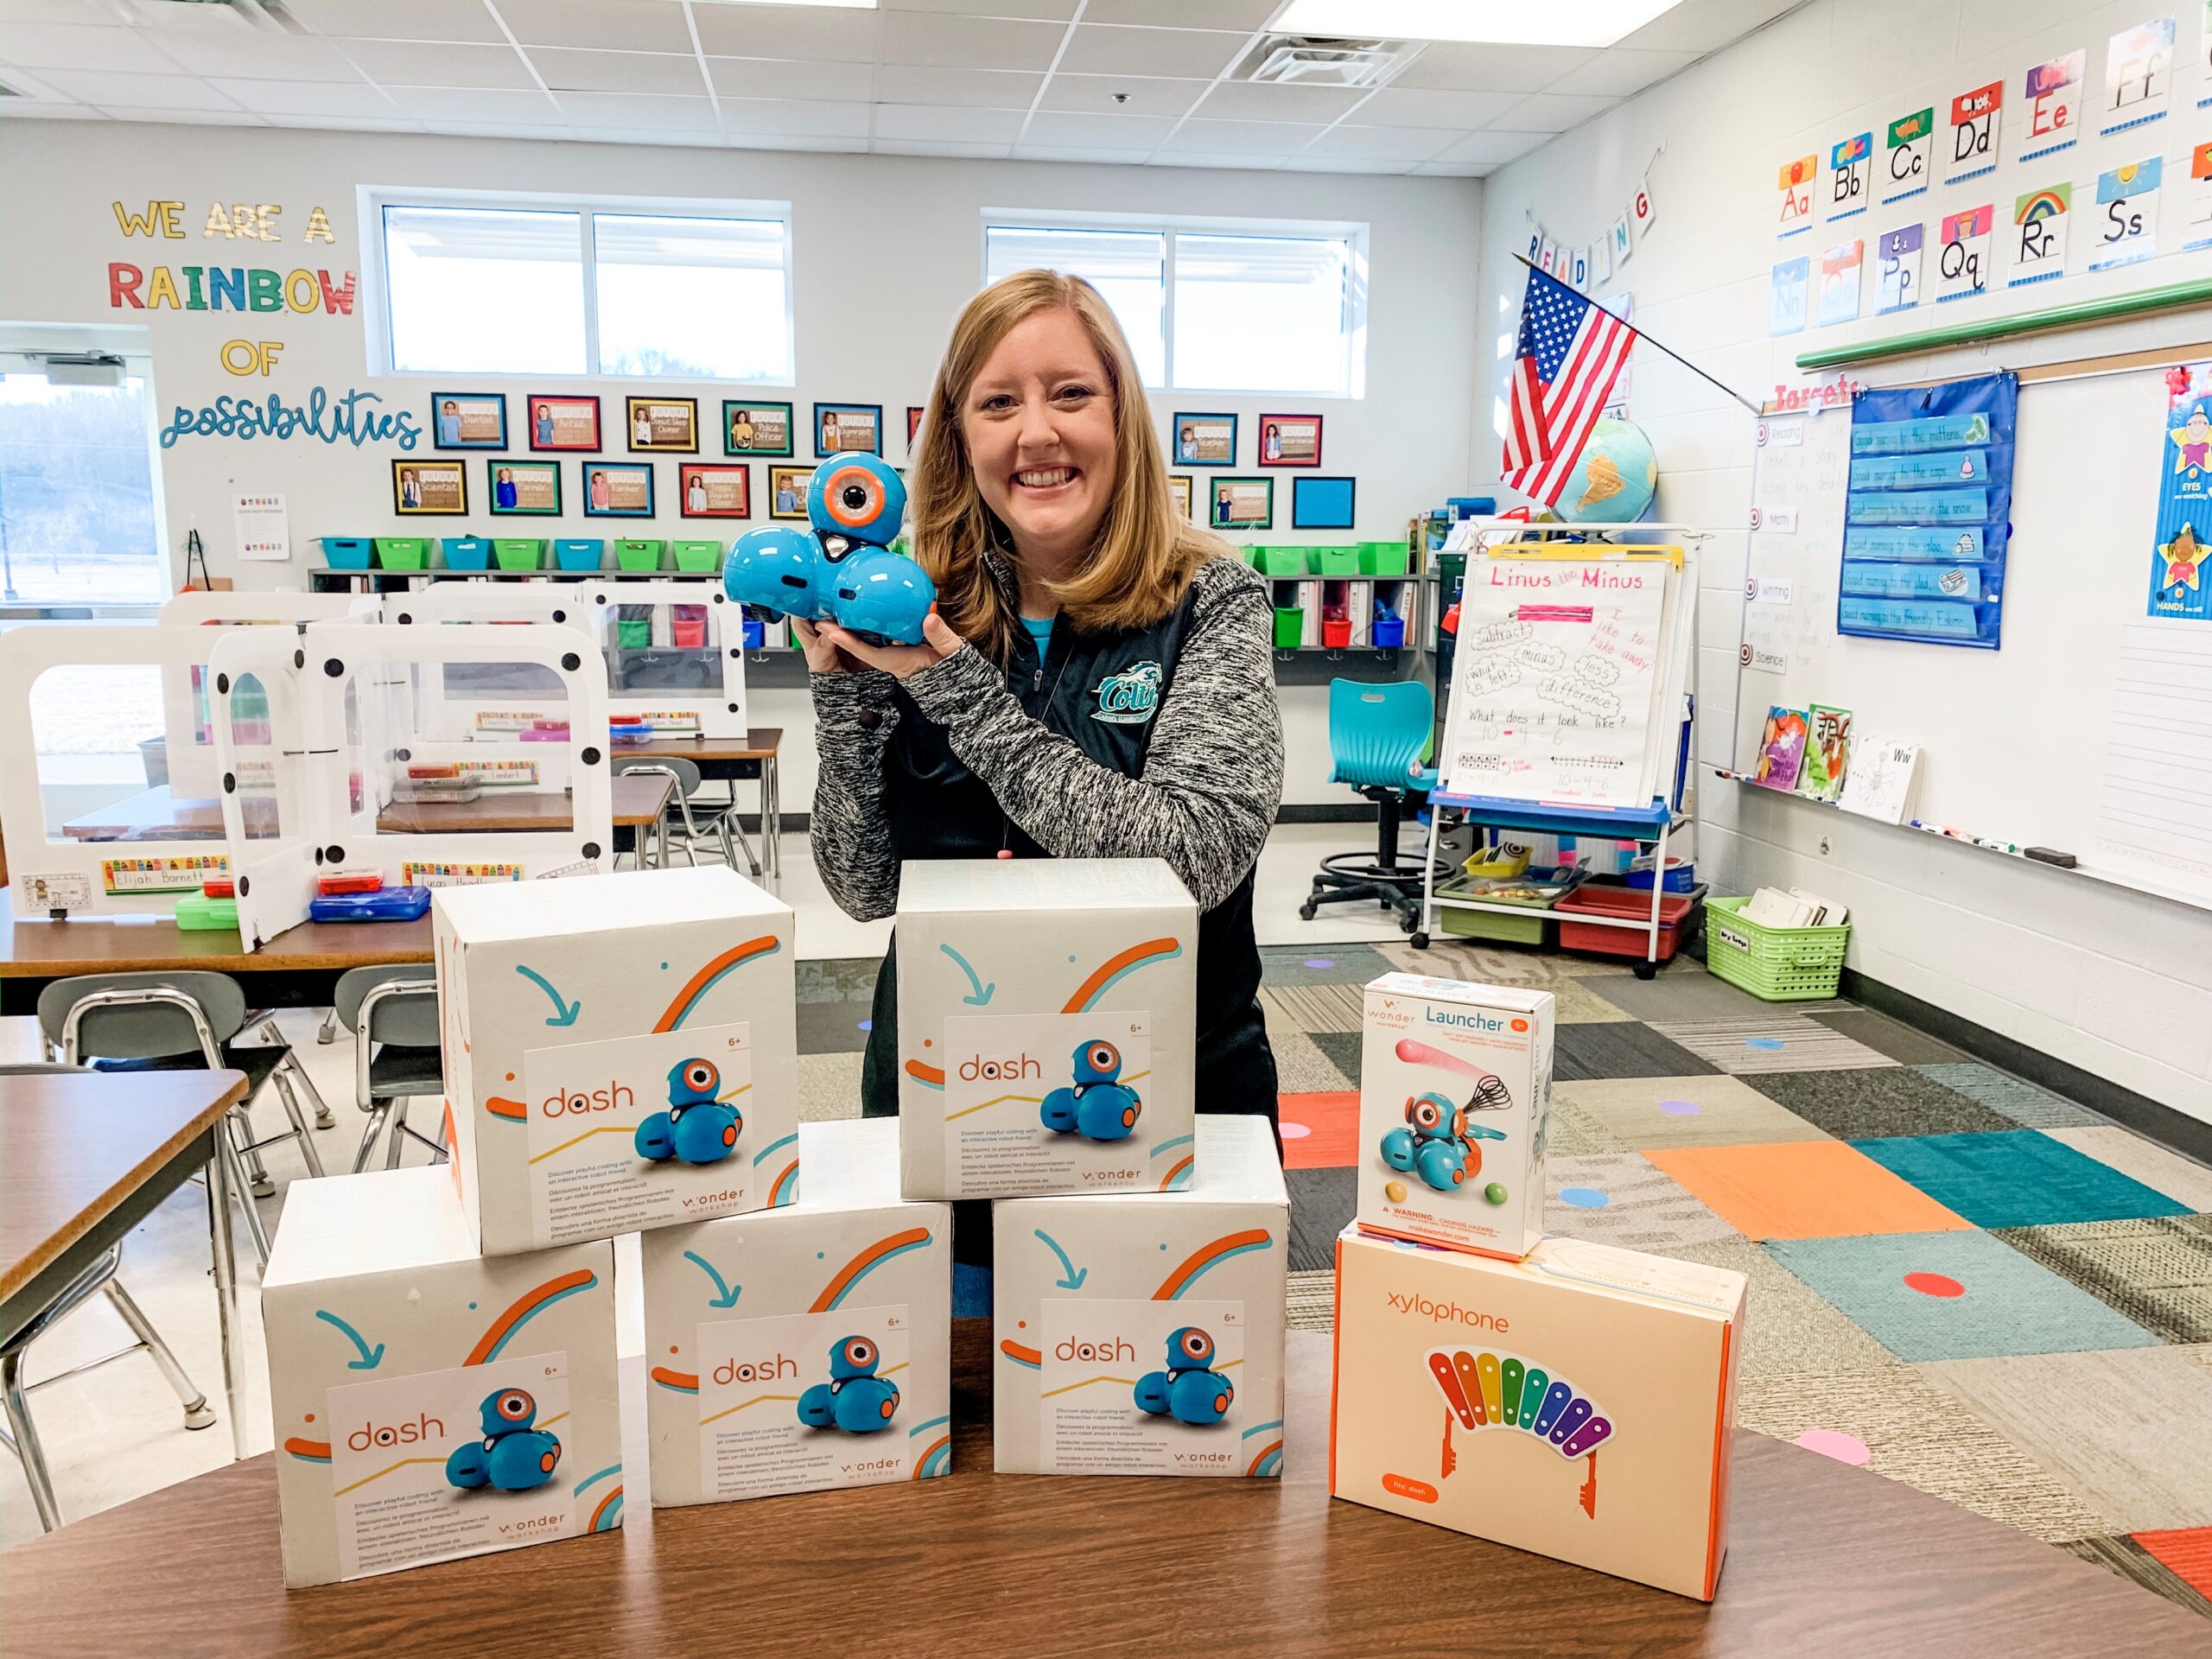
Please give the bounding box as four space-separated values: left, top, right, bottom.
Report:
3 1326 2199 1656
624 728 784 878
60 786 270 842
55 776 673 842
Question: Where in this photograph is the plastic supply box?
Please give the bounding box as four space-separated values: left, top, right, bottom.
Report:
1554 884 1700 963
322 536 373 569
671 541 721 574
615 539 665 572
493 538 543 571
374 537 431 570
442 537 492 571
1703 897 1850 1001
553 538 604 573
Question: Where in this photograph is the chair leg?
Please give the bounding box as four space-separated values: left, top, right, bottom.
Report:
353 1103 392 1174
269 1061 328 1179
262 1027 335 1128
1 1348 61 1532
317 1007 339 1046
230 1106 274 1198
220 1122 271 1267
385 1100 412 1170
101 1280 216 1431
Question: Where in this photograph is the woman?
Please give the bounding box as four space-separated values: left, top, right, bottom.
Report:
802 269 1284 1298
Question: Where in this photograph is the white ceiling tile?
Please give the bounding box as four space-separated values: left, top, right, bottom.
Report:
339 39 537 90
495 0 697 53
287 0 509 43
1613 0 1799 53
0 100 105 118
1056 24 1244 79
883 0 1077 16
0 2 121 22
1356 86 1519 129
203 78 400 117
270 114 430 133
1020 109 1176 149
1391 42 1593 92
1159 116 1315 155
569 126 715 149
877 11 1066 71
1278 156 1417 175
872 103 1028 142
551 92 718 130
92 105 266 125
1010 143 1154 164
423 118 574 139
715 97 873 138
380 84 558 119
1298 124 1458 162
1035 72 1202 118
870 137 1016 158
1188 79 1366 124
691 3 882 61
725 130 868 153
1412 161 1493 177
35 68 238 110
1147 149 1281 171
0 23 181 74
528 47 706 96
1431 129 1548 166
873 65 1042 106
1486 91 1618 132
706 55 874 103
141 31 365 82
1083 0 1277 25
1541 46 1700 97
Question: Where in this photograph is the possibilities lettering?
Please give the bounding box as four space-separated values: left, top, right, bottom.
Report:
158 386 421 450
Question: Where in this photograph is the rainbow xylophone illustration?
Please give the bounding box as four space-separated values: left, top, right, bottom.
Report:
1426 1348 1613 1459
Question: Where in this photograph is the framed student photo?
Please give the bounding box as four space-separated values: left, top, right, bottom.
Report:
722 400 793 457
1209 476 1273 531
815 403 883 459
429 391 506 451
767 465 813 521
906 405 925 452
680 462 750 519
525 394 601 453
1173 412 1236 467
626 396 698 454
1258 413 1322 467
487 459 562 517
1169 474 1194 521
1291 474 1356 530
393 458 468 516
582 461 654 518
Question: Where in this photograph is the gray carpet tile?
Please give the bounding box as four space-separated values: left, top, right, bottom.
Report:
1807 1007 1967 1065
2046 1128 2212 1211
1257 983 1364 1035
1542 1151 1738 1250
1744 1066 2018 1140
2056 1535 2212 1622
1554 1020 1720 1080
1256 944 1395 987
798 1051 864 1122
1916 1062 2104 1128
795 956 884 1005
1648 1014 1895 1075
1378 939 1636 981
1671 1237 1895 1377
1306 1030 1362 1086
1287 1166 1356 1273
1543 1096 1629 1155
797 999 875 1055
1287 1268 1337 1332
1268 1027 1356 1096
1993 1215 2212 1346
1586 968 1840 1024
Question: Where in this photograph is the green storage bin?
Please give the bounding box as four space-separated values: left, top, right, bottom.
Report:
493 537 543 571
1436 874 1548 944
1271 607 1305 649
174 892 238 931
615 538 666 572
374 537 430 570
1703 897 1850 1001
1359 540 1411 576
616 619 652 650
1255 547 1306 577
671 540 722 574
1312 545 1361 575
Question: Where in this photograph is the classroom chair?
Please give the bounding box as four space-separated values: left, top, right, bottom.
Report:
37 971 328 1266
1300 678 1446 935
332 965 447 1173
0 1062 219 1533
612 753 747 873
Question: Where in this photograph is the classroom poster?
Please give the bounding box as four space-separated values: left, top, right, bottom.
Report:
2092 158 2162 268
1946 80 2002 183
1769 257 1810 334
2184 140 2212 250
2018 48 2084 162
2009 184 2070 286
2148 360 2212 622
232 492 288 563
1777 154 1816 237
1827 132 1872 221
2101 16 2175 134
1876 223 1924 313
1935 205 1993 302
1817 241 1863 326
1882 107 1934 203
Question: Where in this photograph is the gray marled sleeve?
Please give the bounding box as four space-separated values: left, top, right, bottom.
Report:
807 668 903 921
899 557 1283 910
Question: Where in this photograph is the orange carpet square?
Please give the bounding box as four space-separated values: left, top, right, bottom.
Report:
1643 1141 1974 1240
1279 1090 1361 1170
2135 1527 2212 1599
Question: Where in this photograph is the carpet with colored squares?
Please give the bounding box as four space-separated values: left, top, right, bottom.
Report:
791 941 2212 1621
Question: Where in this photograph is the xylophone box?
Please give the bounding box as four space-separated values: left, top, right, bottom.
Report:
1330 1225 1747 1601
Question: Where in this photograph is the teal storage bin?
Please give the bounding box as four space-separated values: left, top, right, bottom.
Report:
671 540 721 574
442 537 491 571
1312 545 1361 576
554 538 604 572
493 537 543 571
322 537 373 569
375 537 431 570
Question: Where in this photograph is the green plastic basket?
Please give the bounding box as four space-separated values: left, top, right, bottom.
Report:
671 540 722 573
1255 547 1306 577
615 538 665 572
1272 607 1305 649
1359 540 1411 576
493 537 543 571
1703 897 1850 1001
1312 546 1361 575
374 537 430 570
616 619 652 650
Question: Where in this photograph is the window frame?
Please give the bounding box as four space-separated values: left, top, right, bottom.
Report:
359 185 798 386
979 207 1370 400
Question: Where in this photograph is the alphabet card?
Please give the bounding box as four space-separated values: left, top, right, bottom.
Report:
2009 183 2071 286
2187 140 2212 251
2018 48 2085 162
1936 204 1993 302
1817 240 1865 326
2093 156 2163 268
1777 153 1816 237
1826 131 1872 221
1769 255 1810 334
1946 79 2002 183
1882 106 1934 203
2101 16 2175 135
1876 222 1925 313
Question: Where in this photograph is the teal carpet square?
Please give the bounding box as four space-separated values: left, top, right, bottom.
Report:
1765 1230 2162 1361
1852 1131 2194 1230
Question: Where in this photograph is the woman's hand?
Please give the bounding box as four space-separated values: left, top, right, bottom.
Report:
816 613 965 680
792 617 868 675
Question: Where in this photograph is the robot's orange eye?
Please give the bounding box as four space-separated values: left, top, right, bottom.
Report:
684 1060 717 1092
844 1338 874 1368
821 465 886 530
1087 1042 1118 1072
497 1390 532 1421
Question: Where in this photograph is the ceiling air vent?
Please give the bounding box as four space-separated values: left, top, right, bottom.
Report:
1236 35 1414 89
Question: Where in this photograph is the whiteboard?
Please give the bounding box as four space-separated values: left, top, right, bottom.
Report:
1733 364 2212 910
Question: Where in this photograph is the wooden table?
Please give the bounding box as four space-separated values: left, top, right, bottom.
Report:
4 1326 2199 1656
624 729 782 878
372 772 671 836
60 786 253 843
1 1071 251 1527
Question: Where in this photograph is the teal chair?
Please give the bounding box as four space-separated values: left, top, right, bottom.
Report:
1300 679 1445 936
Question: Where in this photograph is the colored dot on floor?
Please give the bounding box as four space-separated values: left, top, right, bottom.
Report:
1280 1121 1312 1140
1745 1037 1787 1051
304 1413 315 1423
1904 1271 1966 1298
857 1019 872 1033
1560 1186 1610 1208
1304 957 1335 969
817 1252 824 1260
1659 1099 1701 1116
467 1302 477 1311
660 962 668 970
1796 1430 1872 1466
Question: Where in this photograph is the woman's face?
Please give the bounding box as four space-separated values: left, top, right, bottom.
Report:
963 308 1117 565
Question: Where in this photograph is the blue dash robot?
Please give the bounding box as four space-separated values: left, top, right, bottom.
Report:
1039 1039 1142 1142
635 1057 741 1166
722 453 935 645
798 1335 900 1433
1380 1090 1507 1193
445 1387 562 1492
1135 1326 1234 1426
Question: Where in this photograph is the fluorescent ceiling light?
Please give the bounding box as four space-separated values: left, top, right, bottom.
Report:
1274 0 1681 49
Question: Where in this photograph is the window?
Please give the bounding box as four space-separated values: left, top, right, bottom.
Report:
983 215 1367 397
370 192 794 383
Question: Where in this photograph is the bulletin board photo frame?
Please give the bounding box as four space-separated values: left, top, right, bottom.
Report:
768 465 813 520
526 394 601 453
1169 474 1193 521
430 391 506 451
627 397 699 454
488 459 562 517
1258 413 1322 467
907 405 925 453
723 400 793 457
1173 412 1237 467
680 462 751 519
392 458 467 516
816 403 883 459
1209 476 1274 531
582 461 655 518
1291 474 1357 530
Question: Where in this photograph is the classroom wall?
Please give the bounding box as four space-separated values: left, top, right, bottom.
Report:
0 118 1484 807
1472 0 2212 1122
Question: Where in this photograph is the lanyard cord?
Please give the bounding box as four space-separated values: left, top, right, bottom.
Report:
1001 618 1071 856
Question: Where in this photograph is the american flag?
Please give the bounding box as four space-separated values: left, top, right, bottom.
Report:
1502 265 1639 506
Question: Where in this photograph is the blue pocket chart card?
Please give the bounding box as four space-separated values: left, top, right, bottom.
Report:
1843 372 2016 647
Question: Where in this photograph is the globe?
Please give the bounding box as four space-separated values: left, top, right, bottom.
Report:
1556 418 1657 523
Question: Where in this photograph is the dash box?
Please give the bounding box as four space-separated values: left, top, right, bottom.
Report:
435 865 798 1256
1357 974 1554 1261
641 1118 953 1507
262 1168 623 1588
895 857 1197 1201
1330 1225 1747 1601
993 1114 1287 1478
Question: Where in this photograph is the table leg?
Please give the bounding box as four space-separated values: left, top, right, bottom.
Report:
207 1132 246 1461
765 755 781 879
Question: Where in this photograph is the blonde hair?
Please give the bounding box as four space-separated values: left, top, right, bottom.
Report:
908 269 1228 662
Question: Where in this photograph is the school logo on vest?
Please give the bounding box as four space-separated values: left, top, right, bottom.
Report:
1091 661 1161 724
